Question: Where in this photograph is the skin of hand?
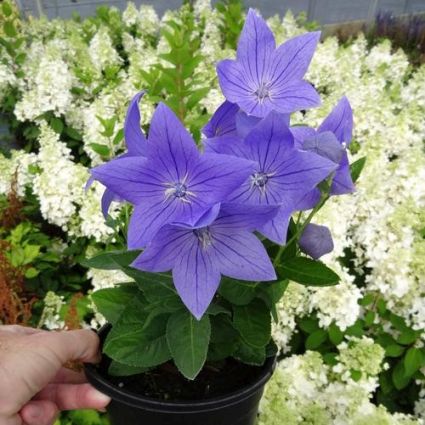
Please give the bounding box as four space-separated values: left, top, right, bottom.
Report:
0 325 111 425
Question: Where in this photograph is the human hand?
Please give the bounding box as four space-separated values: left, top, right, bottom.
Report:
0 325 111 425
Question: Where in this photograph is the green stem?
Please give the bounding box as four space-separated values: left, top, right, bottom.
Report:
176 64 186 122
273 194 330 267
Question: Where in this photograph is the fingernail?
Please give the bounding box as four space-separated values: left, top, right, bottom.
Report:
90 388 111 406
27 404 43 419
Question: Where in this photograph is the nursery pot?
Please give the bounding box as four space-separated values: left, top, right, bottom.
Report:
85 325 276 425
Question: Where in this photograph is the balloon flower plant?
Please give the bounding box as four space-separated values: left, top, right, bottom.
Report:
84 9 362 425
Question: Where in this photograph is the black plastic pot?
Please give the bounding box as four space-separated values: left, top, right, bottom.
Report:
85 326 276 425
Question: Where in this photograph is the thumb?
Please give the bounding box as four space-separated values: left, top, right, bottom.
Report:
34 383 111 411
20 400 58 425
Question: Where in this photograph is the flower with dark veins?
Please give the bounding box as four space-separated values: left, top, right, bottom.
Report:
94 91 148 217
292 96 355 206
205 111 337 244
91 103 255 247
132 203 278 319
217 9 321 118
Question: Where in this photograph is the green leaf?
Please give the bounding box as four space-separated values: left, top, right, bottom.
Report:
305 329 327 350
257 280 288 310
112 128 124 145
390 313 408 331
104 299 171 368
186 87 210 110
2 3 13 17
298 317 319 334
233 299 271 348
350 156 366 183
345 319 365 337
97 116 116 138
50 117 64 134
392 361 411 390
218 278 257 305
80 250 141 270
233 341 266 366
351 370 362 381
3 21 17 37
67 409 103 425
166 310 211 380
89 143 110 157
91 284 138 324
278 257 340 286
379 371 394 395
181 55 203 78
377 333 396 347
364 310 376 326
208 314 238 361
397 328 418 345
323 352 338 366
385 344 405 358
328 323 344 345
359 293 375 306
24 267 39 279
15 52 26 65
206 304 231 316
64 127 83 141
404 348 423 377
108 360 149 377
22 245 40 264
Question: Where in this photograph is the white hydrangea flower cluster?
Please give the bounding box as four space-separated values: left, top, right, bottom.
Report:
14 43 74 121
89 26 122 73
309 264 362 331
39 291 65 330
273 282 310 353
122 2 159 38
80 78 142 164
87 267 130 292
258 340 419 425
267 10 307 45
32 123 87 229
0 62 16 103
0 150 37 197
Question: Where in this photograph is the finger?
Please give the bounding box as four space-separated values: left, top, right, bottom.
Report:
52 368 86 384
20 400 58 425
30 329 101 365
0 326 45 336
35 383 111 411
0 415 22 425
0 330 101 412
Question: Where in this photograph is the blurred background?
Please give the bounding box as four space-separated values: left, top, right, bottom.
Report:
15 0 425 23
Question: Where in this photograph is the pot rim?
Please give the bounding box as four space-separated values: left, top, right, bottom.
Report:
84 327 276 413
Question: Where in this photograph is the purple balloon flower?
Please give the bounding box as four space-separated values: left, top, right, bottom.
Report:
292 96 355 205
202 101 239 139
97 91 148 217
132 203 278 319
217 9 321 118
202 100 288 142
205 111 337 244
299 223 334 259
91 103 255 247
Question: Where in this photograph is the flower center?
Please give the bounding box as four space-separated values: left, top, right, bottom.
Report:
172 182 187 198
251 172 269 188
194 227 213 249
164 176 195 203
255 83 270 103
